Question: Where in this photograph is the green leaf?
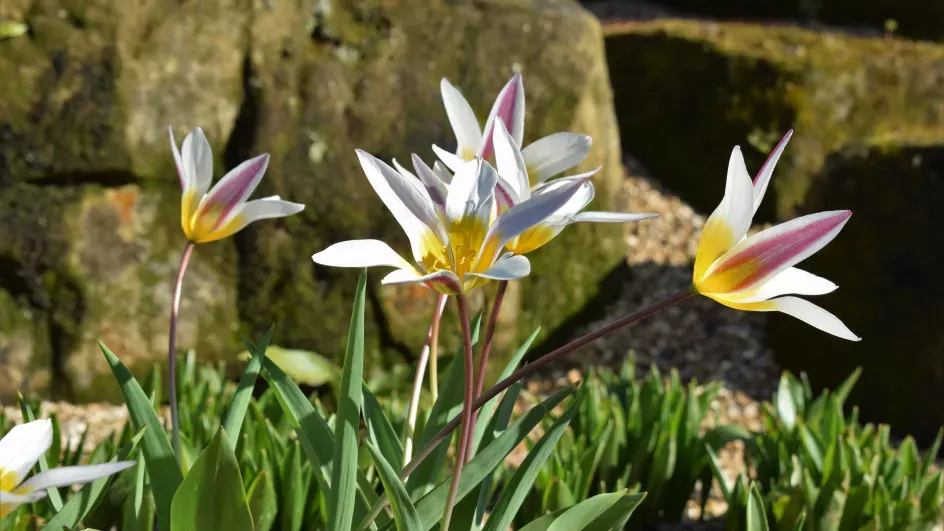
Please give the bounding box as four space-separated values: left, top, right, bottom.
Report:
799 423 825 474
746 483 769 531
543 490 631 531
247 471 278 531
363 383 404 472
42 426 146 531
584 492 647 531
17 397 64 511
280 442 307 531
366 442 423 531
777 373 798 430
328 269 368 531
705 445 732 500
222 326 275 450
101 341 183 529
832 367 861 407
482 397 579 531
383 384 575 531
170 427 253 531
238 346 341 388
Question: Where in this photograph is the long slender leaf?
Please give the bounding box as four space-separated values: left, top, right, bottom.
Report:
17 397 65 511
482 395 579 531
222 326 275 450
367 442 423 531
545 490 629 531
247 471 278 531
42 426 146 531
363 383 404 473
328 269 368 531
101 341 183 530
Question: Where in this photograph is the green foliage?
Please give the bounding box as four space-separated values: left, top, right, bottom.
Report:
712 369 944 530
514 356 747 527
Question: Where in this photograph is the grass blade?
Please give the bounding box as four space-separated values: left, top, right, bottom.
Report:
101 341 183 529
17 397 64 511
222 325 275 450
363 383 404 472
327 269 368 531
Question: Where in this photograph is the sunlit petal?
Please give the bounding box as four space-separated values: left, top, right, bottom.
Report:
466 254 530 281
197 196 305 243
698 210 852 295
411 154 449 208
0 419 52 489
445 158 498 228
19 462 136 492
440 78 482 160
711 296 859 341
195 153 270 229
313 239 414 270
169 127 186 189
521 133 591 185
433 144 468 174
693 146 754 282
752 130 793 214
181 127 213 197
478 73 525 160
493 120 530 202
382 268 461 294
727 267 837 303
432 161 453 185
570 211 659 224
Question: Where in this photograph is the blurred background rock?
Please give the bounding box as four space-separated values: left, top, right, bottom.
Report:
0 0 942 442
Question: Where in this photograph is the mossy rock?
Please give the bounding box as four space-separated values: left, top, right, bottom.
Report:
0 0 627 399
771 142 944 441
597 0 944 42
604 20 944 221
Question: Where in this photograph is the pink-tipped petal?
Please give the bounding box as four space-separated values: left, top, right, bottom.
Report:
198 153 270 226
752 129 793 214
440 78 483 159
701 210 852 294
521 133 592 185
478 73 525 160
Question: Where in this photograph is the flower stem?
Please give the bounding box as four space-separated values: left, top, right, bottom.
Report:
405 288 694 477
357 288 696 530
168 241 196 464
466 280 507 459
402 294 448 465
440 293 476 531
428 294 445 403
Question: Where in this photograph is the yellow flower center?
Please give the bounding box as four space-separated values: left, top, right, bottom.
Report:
506 225 558 255
0 468 17 492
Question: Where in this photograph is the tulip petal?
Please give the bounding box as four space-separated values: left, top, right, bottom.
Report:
357 150 448 264
481 175 588 265
445 158 498 228
198 196 305 243
693 146 755 282
570 211 660 224
312 239 414 270
196 153 270 230
432 161 453 185
536 176 597 222
19 461 136 492
466 254 530 281
382 268 461 294
713 296 859 341
169 127 186 189
181 127 213 197
752 130 793 214
478 73 525 160
432 144 468 174
0 489 48 517
493 119 530 202
440 78 482 160
411 154 449 208
728 267 837 303
699 210 852 295
521 133 592 185
0 419 52 489
392 158 437 207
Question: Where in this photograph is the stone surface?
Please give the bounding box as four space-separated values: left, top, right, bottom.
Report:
0 0 626 400
604 19 944 221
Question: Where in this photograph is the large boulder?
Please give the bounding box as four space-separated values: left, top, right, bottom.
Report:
0 0 625 400
605 20 944 220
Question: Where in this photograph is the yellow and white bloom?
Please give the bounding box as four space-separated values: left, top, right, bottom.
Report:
312 150 588 294
171 127 305 243
693 131 859 341
491 120 657 254
0 419 134 518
